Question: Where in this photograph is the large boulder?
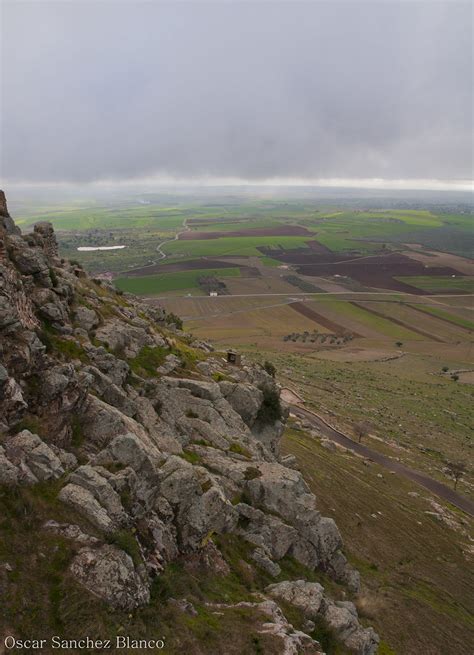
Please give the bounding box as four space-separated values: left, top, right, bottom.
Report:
70 545 150 610
219 381 263 426
0 373 28 428
266 580 325 617
84 345 129 386
7 235 49 278
323 601 379 655
73 306 99 331
159 456 238 549
94 318 165 357
58 483 116 533
5 430 64 481
80 394 152 451
235 502 298 560
0 446 20 485
68 465 127 526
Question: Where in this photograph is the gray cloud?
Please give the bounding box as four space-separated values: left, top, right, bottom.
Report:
1 1 472 184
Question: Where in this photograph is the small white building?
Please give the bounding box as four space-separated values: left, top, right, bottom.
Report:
209 291 218 297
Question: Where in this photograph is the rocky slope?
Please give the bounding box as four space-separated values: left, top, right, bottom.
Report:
0 191 378 654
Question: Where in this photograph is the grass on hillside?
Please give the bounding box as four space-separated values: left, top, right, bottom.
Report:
282 425 474 655
0 480 355 655
251 349 473 492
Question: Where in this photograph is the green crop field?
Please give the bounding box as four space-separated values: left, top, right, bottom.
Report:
115 267 241 295
397 276 474 293
313 299 424 340
409 304 474 330
17 206 186 232
162 235 312 258
186 218 280 232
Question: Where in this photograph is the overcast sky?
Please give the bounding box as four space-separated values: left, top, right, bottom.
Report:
1 1 472 187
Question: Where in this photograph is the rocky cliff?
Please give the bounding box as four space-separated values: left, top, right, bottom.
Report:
0 192 379 654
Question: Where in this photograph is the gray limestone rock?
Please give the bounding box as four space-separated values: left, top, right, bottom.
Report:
6 430 64 481
70 544 150 610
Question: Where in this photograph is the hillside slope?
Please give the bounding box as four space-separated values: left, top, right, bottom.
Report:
0 190 379 654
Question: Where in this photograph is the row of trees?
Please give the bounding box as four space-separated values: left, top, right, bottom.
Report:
283 330 354 345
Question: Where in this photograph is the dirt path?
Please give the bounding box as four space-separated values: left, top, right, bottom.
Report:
288 402 474 517
156 217 190 261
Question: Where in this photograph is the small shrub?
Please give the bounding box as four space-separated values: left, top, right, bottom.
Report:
106 530 141 566
231 494 242 505
128 345 168 377
179 451 202 465
255 387 282 426
153 398 163 415
244 467 262 481
201 480 213 493
229 443 251 459
263 360 276 378
166 312 183 330
186 410 199 419
49 267 59 288
70 415 84 448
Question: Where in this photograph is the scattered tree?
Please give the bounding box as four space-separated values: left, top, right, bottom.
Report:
353 420 371 443
442 366 449 373
445 461 467 490
395 342 403 348
451 374 459 382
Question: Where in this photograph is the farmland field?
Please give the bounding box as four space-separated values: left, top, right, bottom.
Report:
7 188 474 655
396 276 474 293
115 267 240 295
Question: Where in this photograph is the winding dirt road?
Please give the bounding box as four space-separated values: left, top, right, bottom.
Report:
155 217 190 261
286 398 474 517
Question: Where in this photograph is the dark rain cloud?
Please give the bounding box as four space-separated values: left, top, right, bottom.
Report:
1 1 472 183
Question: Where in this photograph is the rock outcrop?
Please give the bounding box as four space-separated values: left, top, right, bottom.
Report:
0 191 378 654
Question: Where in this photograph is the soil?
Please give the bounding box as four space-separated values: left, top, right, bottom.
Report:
259 250 466 294
122 258 255 277
179 225 314 240
289 302 360 336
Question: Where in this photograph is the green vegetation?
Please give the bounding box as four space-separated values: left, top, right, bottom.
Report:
163 235 312 258
255 387 283 426
128 345 168 377
229 443 252 459
316 300 423 340
106 530 142 566
115 268 240 295
179 450 202 465
409 304 474 330
283 274 326 293
263 360 276 377
397 276 474 293
40 323 89 362
282 424 473 655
